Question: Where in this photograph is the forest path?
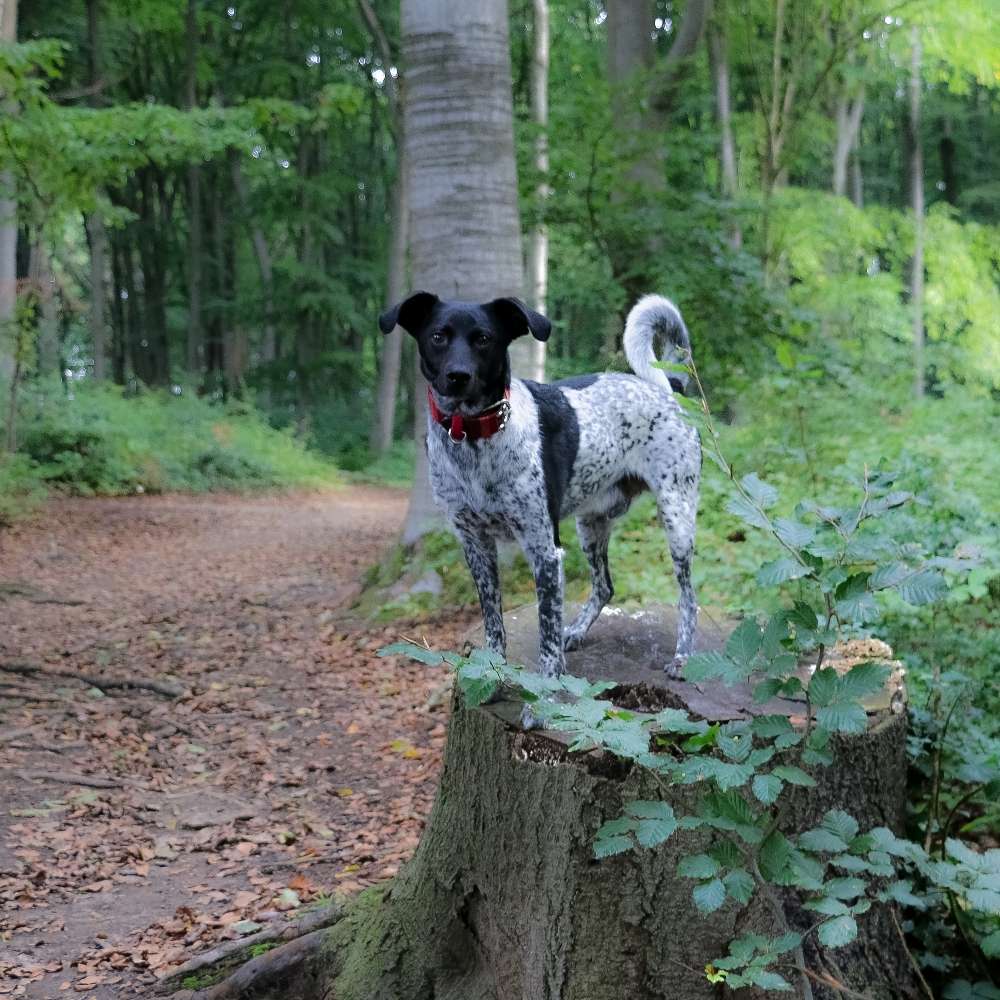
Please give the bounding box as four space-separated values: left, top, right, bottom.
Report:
0 486 475 998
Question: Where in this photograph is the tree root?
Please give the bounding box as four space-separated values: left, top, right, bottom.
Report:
0 660 185 698
0 581 85 605
161 903 342 999
12 769 129 789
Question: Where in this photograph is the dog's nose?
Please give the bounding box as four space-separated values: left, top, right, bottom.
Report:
445 370 472 390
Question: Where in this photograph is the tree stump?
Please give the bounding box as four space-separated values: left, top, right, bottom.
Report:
193 605 914 1000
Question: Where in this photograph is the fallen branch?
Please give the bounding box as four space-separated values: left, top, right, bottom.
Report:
0 661 185 698
13 769 124 789
161 903 341 997
0 581 85 605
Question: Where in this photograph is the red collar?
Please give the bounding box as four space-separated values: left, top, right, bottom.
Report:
427 387 512 443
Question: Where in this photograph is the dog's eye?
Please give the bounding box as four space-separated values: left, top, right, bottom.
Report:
474 333 491 347
430 331 447 346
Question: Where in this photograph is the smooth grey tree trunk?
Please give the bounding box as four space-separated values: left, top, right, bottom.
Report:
86 214 108 379
524 0 549 383
833 90 865 199
0 0 17 383
30 242 59 378
185 0 204 375
85 0 108 380
908 27 924 400
360 0 409 455
400 0 526 544
707 1 741 249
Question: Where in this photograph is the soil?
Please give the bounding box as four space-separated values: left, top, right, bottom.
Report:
0 486 476 998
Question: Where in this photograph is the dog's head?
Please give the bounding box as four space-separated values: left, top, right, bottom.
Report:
379 292 551 415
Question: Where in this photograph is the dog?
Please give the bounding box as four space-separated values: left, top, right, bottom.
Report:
378 292 700 679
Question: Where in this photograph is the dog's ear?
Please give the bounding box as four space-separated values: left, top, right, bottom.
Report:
485 297 552 343
379 291 439 336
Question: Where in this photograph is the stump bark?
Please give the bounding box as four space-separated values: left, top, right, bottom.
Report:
196 605 915 1000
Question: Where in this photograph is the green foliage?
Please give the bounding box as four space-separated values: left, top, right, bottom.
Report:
4 380 335 497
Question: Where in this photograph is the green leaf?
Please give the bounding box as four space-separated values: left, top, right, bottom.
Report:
458 674 500 707
593 835 633 859
981 930 1000 958
693 878 727 914
636 815 678 849
726 494 771 529
759 831 793 882
965 889 1000 915
753 773 784 804
817 914 858 948
788 601 820 633
760 612 790 657
748 970 794 992
678 853 720 879
869 563 911 590
757 557 811 587
774 517 816 549
742 473 779 509
805 896 851 916
884 880 926 909
597 816 635 838
800 829 850 854
896 570 948 606
772 765 816 787
377 642 446 665
724 868 755 904
816 703 868 734
751 715 795 738
820 810 860 844
684 651 746 684
808 668 839 707
625 800 674 821
822 877 866 900
726 618 763 667
651 708 708 735
837 663 890 702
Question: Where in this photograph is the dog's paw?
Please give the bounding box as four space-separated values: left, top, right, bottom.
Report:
562 628 586 652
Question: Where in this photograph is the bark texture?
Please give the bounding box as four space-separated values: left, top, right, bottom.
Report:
0 0 17 382
400 0 526 542
251 605 915 1000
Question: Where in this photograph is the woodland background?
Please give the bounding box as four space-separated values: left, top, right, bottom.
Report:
1 0 999 991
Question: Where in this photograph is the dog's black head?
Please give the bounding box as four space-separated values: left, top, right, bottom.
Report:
379 292 551 415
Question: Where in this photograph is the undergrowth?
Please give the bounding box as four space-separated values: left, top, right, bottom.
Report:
0 380 337 510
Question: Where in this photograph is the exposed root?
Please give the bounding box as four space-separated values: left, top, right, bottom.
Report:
0 660 185 698
161 903 342 999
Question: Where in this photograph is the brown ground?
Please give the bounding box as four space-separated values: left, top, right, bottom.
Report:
0 487 476 998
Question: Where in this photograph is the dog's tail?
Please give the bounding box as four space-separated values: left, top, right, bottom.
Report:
623 294 692 395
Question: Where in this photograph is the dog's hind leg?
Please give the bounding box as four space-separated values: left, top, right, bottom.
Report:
656 480 699 677
563 514 614 651
453 514 506 657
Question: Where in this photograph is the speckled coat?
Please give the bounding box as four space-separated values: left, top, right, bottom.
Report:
425 296 701 678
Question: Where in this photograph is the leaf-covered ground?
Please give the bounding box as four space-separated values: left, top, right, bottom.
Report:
0 487 475 997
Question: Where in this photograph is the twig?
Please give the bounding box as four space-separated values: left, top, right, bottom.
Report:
889 907 934 1000
0 661 184 698
801 964 871 1000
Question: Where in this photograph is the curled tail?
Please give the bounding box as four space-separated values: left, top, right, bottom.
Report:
623 294 692 394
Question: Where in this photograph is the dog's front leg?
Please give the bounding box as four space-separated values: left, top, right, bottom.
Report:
518 533 565 678
453 516 506 656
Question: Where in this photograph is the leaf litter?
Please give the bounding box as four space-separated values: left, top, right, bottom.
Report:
0 488 474 997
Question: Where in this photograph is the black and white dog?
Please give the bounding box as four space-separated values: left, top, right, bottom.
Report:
378 292 700 679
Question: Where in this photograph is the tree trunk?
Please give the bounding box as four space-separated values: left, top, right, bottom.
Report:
400 0 526 544
86 213 109 380
524 0 549 383
0 0 17 383
832 90 864 199
707 0 741 249
848 145 863 208
360 0 408 455
938 117 957 206
908 27 924 400
85 0 108 381
208 605 914 1000
30 241 59 378
185 0 203 376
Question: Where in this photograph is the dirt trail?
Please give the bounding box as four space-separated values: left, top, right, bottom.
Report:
0 486 475 998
